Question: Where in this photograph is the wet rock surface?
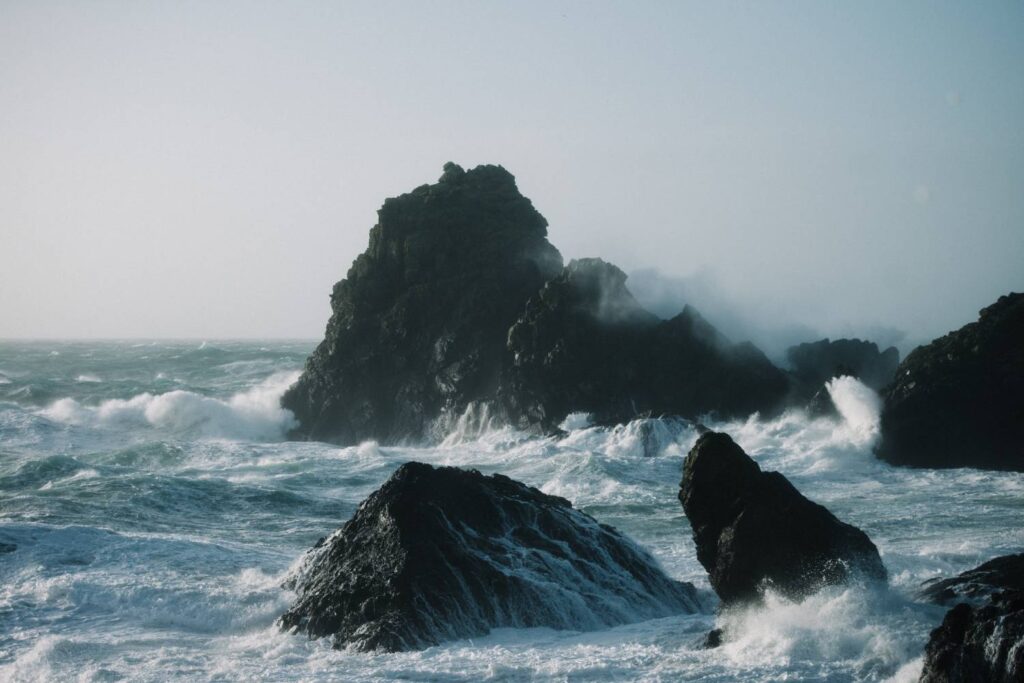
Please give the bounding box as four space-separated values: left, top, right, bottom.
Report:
878 293 1024 471
679 432 887 604
501 258 789 431
280 462 703 652
919 554 1024 683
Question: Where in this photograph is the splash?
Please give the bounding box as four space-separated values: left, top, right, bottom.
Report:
827 376 882 447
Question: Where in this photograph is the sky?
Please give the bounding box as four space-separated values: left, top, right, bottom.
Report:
1 1 1022 354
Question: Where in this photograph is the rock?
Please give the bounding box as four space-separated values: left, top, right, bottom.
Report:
877 293 1024 471
281 163 563 443
920 554 1024 605
787 338 900 393
501 258 789 431
786 338 899 416
280 462 703 652
919 596 1024 683
918 555 1024 683
678 432 887 604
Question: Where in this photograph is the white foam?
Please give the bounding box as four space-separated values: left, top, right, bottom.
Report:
39 371 300 441
75 374 102 383
827 375 883 448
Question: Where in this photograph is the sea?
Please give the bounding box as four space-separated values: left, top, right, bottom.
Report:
1 340 1021 682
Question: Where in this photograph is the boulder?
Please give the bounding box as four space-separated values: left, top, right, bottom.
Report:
918 554 1024 683
280 462 703 652
281 163 563 443
678 431 887 604
501 258 789 431
877 293 1024 471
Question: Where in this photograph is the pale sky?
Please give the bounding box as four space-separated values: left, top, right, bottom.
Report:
2 1 1022 353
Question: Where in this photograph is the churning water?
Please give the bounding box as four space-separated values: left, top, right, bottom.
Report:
1 341 1021 682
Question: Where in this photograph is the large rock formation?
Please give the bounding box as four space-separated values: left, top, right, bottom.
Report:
918 554 1024 683
501 258 789 431
281 163 563 443
877 293 1024 471
678 431 886 604
280 462 703 652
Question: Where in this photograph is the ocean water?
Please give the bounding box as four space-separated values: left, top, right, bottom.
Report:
1 341 1022 682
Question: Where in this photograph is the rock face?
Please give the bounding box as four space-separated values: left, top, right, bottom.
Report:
280 462 703 652
877 293 1024 471
678 432 887 604
919 554 1024 683
281 163 563 443
501 258 789 431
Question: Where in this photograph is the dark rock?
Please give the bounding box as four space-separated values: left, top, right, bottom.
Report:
701 628 724 649
501 258 789 431
678 432 887 604
877 293 1024 471
918 556 1024 682
0 542 15 554
786 338 899 416
281 163 563 443
787 338 900 393
280 462 703 652
920 554 1024 605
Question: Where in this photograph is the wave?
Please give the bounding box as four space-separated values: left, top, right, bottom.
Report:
39 371 300 441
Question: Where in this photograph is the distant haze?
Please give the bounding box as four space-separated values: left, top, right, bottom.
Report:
2 2 1022 354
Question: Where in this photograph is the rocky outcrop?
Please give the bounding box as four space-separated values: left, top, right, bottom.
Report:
786 338 899 416
678 432 886 604
281 163 563 443
280 462 703 652
920 553 1024 605
877 293 1024 471
918 554 1024 683
501 259 789 431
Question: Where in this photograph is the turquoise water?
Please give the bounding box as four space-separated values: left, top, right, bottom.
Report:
1 341 1021 681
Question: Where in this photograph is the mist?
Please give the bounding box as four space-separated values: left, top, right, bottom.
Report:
1 2 1022 343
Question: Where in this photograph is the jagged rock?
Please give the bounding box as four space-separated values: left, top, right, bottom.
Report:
501 258 789 431
281 163 563 443
678 432 887 604
280 462 703 652
918 555 1024 683
920 554 1024 605
877 293 1024 471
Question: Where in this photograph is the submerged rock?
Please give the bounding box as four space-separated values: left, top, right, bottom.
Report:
280 462 703 652
678 432 886 604
281 163 563 443
918 554 1024 683
877 293 1024 471
502 258 789 431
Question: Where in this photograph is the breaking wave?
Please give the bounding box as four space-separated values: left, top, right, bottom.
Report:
39 371 299 440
